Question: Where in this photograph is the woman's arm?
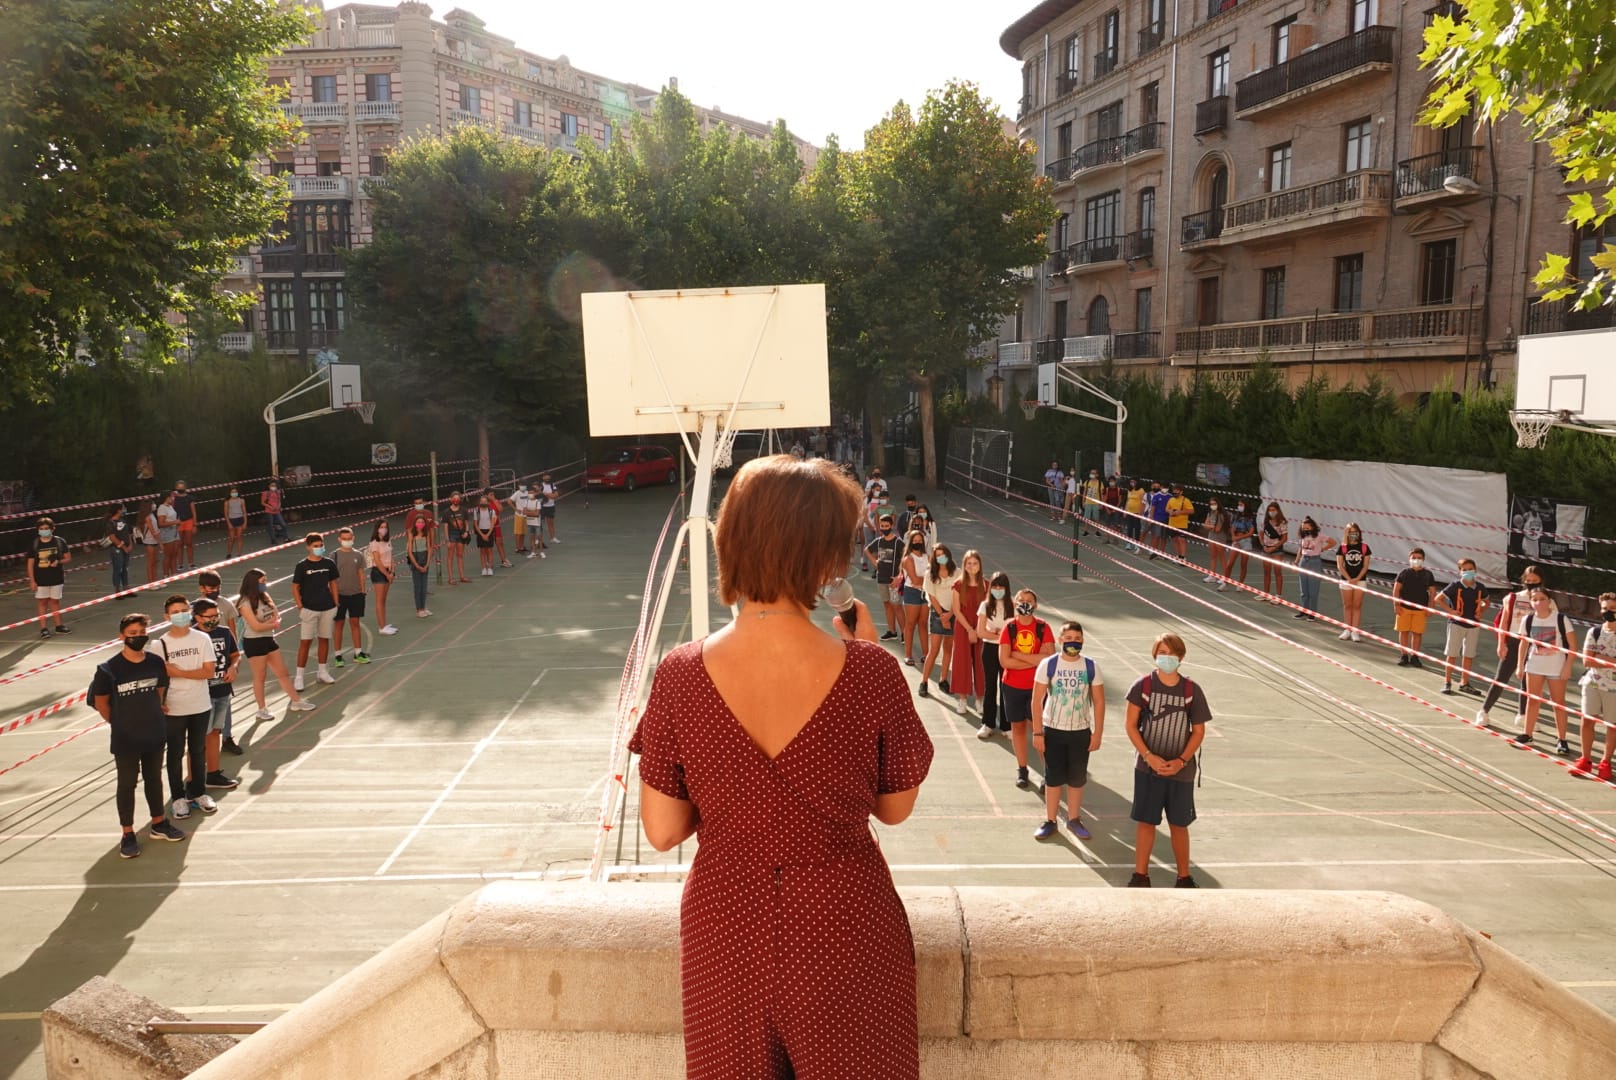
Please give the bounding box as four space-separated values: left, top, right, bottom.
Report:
873 786 920 826
240 601 273 632
639 784 699 851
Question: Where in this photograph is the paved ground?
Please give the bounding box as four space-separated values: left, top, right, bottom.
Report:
2 483 1613 1078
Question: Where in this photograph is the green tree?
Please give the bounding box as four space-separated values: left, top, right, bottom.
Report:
0 0 309 406
1422 2 1616 309
835 82 1054 484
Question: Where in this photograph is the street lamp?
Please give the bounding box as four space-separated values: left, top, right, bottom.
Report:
1443 174 1522 206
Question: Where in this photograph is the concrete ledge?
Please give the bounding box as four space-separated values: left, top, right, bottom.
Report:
41 976 237 1080
49 884 1616 1080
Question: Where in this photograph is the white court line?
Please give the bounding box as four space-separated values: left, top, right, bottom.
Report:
373 669 549 875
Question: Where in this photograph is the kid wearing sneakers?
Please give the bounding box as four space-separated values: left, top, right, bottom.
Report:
1030 622 1105 841
154 594 217 819
92 613 187 857
1124 632 1210 888
330 527 370 667
1576 592 1616 781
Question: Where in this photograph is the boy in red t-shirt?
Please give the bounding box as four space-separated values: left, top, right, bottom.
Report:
997 587 1055 791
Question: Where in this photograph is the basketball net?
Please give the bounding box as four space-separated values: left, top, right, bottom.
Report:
1509 409 1557 449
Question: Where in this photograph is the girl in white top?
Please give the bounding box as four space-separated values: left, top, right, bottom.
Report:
1515 586 1575 754
918 543 962 699
899 530 930 666
139 500 161 584
223 489 248 557
367 520 397 635
975 572 1014 738
1480 565 1554 725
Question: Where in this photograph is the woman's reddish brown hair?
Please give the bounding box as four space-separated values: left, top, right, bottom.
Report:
716 455 863 608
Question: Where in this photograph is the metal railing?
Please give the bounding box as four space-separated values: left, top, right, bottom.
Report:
1395 146 1479 199
1235 26 1395 112
1063 335 1112 361
1221 170 1391 233
1018 94 1034 118
355 100 400 121
1180 208 1224 246
1424 1 1463 26
259 250 345 273
1124 228 1155 262
1035 339 1065 364
998 342 1033 368
1138 25 1165 56
1112 331 1161 359
266 328 342 350
297 101 348 123
1173 304 1477 354
286 175 351 198
1092 49 1118 80
1056 70 1081 97
1066 236 1123 268
1206 0 1241 18
1044 123 1162 182
1194 95 1229 134
1524 296 1616 335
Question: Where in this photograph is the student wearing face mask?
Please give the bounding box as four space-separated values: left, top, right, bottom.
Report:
1079 470 1102 534
1434 559 1489 694
197 571 243 755
899 531 931 666
1201 499 1231 588
330 527 371 668
1147 483 1171 558
193 597 240 792
918 544 961 699
291 532 340 689
261 480 287 544
912 504 939 551
173 481 199 571
950 550 989 711
106 505 133 595
1123 479 1146 552
238 567 315 718
1574 592 1616 780
1334 522 1372 641
895 494 919 539
406 516 436 617
474 495 498 576
1124 632 1210 888
1479 566 1551 728
1515 586 1576 755
1030 622 1105 841
975 572 1014 737
28 516 71 638
1228 501 1256 587
223 486 248 558
155 594 216 820
1259 502 1288 602
92 613 187 858
1391 547 1437 664
998 588 1056 789
368 520 399 635
443 493 470 584
863 513 904 640
1292 516 1334 620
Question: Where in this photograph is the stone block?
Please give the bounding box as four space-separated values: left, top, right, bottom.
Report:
186 909 484 1080
899 885 967 1038
440 880 685 1034
409 1033 490 1080
957 888 1479 1044
1144 1041 1424 1078
1437 932 1616 1080
42 976 236 1080
493 1030 685 1079
919 1036 1146 1078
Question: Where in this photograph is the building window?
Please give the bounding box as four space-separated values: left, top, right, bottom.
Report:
1209 49 1230 98
316 159 342 177
309 279 347 334
514 100 533 128
1420 238 1457 305
269 159 295 176
1135 287 1153 331
560 112 579 136
1052 300 1069 340
1351 0 1378 32
1145 0 1165 36
1197 277 1221 325
1261 267 1287 319
1335 254 1364 311
1343 118 1373 172
1087 295 1111 336
368 154 389 176
265 280 296 335
1063 34 1081 84
293 201 352 256
1094 101 1123 141
1137 187 1155 233
1054 212 1070 251
461 85 482 114
1272 17 1296 65
1022 63 1036 111
1056 120 1073 161
1100 10 1120 67
365 73 392 102
1085 190 1121 240
1574 221 1615 282
1140 81 1159 124
1269 142 1293 191
311 74 337 103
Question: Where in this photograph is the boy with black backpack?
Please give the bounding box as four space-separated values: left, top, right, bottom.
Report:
1030 622 1105 841
1124 631 1211 888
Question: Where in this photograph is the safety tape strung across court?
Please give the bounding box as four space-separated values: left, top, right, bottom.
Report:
950 487 1616 843
947 463 1616 736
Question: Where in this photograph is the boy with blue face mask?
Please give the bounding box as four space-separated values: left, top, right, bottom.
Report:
1124 632 1211 888
155 594 217 819
1030 622 1105 841
1435 559 1490 695
291 532 340 691
28 516 71 637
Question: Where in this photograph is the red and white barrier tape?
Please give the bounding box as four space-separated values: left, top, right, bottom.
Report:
0 717 104 778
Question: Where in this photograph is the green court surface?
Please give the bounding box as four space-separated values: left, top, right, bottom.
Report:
1 486 1613 1078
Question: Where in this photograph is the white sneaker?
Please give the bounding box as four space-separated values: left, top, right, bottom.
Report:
976 723 996 739
192 794 218 814
1203 574 1216 582
1351 632 1362 643
501 561 513 568
550 537 560 544
538 551 546 559
527 552 536 559
380 625 399 635
1216 583 1228 592
171 798 191 820
421 609 433 616
1338 629 1353 641
1475 708 1490 725
254 708 274 720
316 670 336 684
290 700 317 712
293 673 305 691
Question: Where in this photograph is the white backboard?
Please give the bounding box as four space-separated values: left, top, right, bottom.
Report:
1515 327 1616 425
1036 362 1059 406
328 363 363 410
580 284 830 438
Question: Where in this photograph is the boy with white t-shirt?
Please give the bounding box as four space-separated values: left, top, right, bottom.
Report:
153 594 218 819
1575 592 1616 780
1031 622 1105 841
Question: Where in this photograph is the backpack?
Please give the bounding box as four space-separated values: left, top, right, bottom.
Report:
1040 654 1096 686
1523 612 1571 652
1138 671 1203 786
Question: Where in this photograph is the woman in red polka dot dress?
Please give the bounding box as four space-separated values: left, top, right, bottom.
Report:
632 456 934 1079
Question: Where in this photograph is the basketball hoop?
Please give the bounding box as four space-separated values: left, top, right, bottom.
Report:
1020 399 1042 422
1509 409 1560 449
348 402 376 425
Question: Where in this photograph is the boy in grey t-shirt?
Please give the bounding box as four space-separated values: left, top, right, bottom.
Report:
331 527 370 667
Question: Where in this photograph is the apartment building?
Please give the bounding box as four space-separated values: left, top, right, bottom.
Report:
221 1 815 360
990 0 1612 405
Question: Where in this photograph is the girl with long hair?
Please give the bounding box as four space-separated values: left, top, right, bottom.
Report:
237 568 313 719
918 543 961 699
950 550 989 711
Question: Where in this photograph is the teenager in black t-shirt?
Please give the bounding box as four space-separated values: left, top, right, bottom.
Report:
291 533 340 689
863 513 904 640
28 516 71 638
91 614 187 857
1334 523 1372 642
106 506 134 594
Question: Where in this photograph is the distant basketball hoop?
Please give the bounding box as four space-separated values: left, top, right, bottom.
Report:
1020 399 1042 422
1509 409 1561 449
263 359 370 478
349 401 376 425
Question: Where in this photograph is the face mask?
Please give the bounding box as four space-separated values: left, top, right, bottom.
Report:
199 616 218 629
940 557 951 568
269 485 278 492
1603 611 1616 623
1154 654 1181 675
176 489 186 496
169 611 192 628
311 546 326 557
1061 642 1083 657
1460 570 1477 583
1522 580 1540 590
340 539 354 548
1209 504 1219 512
881 526 893 535
1409 558 1424 568
378 528 388 538
124 634 149 652
414 503 425 511
1237 505 1246 513
38 529 51 539
229 491 239 498
1268 510 1278 517
991 587 1006 599
911 543 924 552
1015 601 1034 616
916 512 927 520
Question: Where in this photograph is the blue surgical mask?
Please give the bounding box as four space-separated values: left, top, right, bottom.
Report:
1460 570 1477 584
311 545 326 557
38 529 51 539
1154 654 1181 675
990 587 1006 599
1062 642 1083 657
170 611 193 628
940 556 951 568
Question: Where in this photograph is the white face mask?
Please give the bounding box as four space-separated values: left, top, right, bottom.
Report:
1409 558 1424 568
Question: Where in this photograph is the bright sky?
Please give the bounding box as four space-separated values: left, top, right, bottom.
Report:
440 0 1027 148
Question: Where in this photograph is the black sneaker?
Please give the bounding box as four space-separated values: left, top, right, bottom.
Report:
150 820 186 842
1510 732 1533 749
119 833 141 859
1293 612 1309 620
53 624 70 635
1397 655 1411 666
880 630 899 640
1175 875 1199 888
1441 684 1454 695
1458 684 1478 696
1015 768 1032 790
1556 739 1572 757
939 679 950 695
917 682 930 698
1034 820 1057 840
222 738 244 756
39 627 51 639
205 771 239 790
1127 872 1152 887
1409 656 1424 669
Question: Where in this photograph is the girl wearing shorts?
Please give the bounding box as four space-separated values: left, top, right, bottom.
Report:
237 568 313 719
1335 522 1371 641
224 488 248 558
1515 586 1576 756
474 497 496 576
918 543 960 699
899 530 930 666
444 500 470 584
368 521 397 635
1260 502 1287 603
975 572 1013 737
1228 501 1256 587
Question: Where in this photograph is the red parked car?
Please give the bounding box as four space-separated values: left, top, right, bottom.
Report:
586 445 680 492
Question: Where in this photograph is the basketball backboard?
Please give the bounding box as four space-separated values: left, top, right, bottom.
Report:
580 284 829 438
328 363 363 411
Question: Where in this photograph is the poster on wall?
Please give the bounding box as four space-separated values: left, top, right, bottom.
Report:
1510 497 1587 560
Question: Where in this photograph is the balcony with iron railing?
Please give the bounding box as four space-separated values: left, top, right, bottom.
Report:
1056 70 1081 97
1215 169 1393 244
1137 25 1165 57
296 101 349 124
1035 339 1066 364
1205 0 1241 19
1234 26 1395 116
1092 49 1118 81
1394 146 1481 203
1065 236 1123 274
1171 304 1478 358
1124 228 1155 263
1194 95 1229 135
998 342 1034 368
1044 123 1163 184
355 100 400 122
449 108 491 128
1524 296 1616 336
1180 208 1224 248
1018 94 1034 119
259 249 346 274
1112 331 1161 360
286 175 352 199
266 328 343 351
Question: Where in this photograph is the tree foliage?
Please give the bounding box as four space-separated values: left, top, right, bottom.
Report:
0 0 310 405
1421 1 1616 309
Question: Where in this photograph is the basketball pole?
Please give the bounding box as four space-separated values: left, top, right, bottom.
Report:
686 412 721 638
